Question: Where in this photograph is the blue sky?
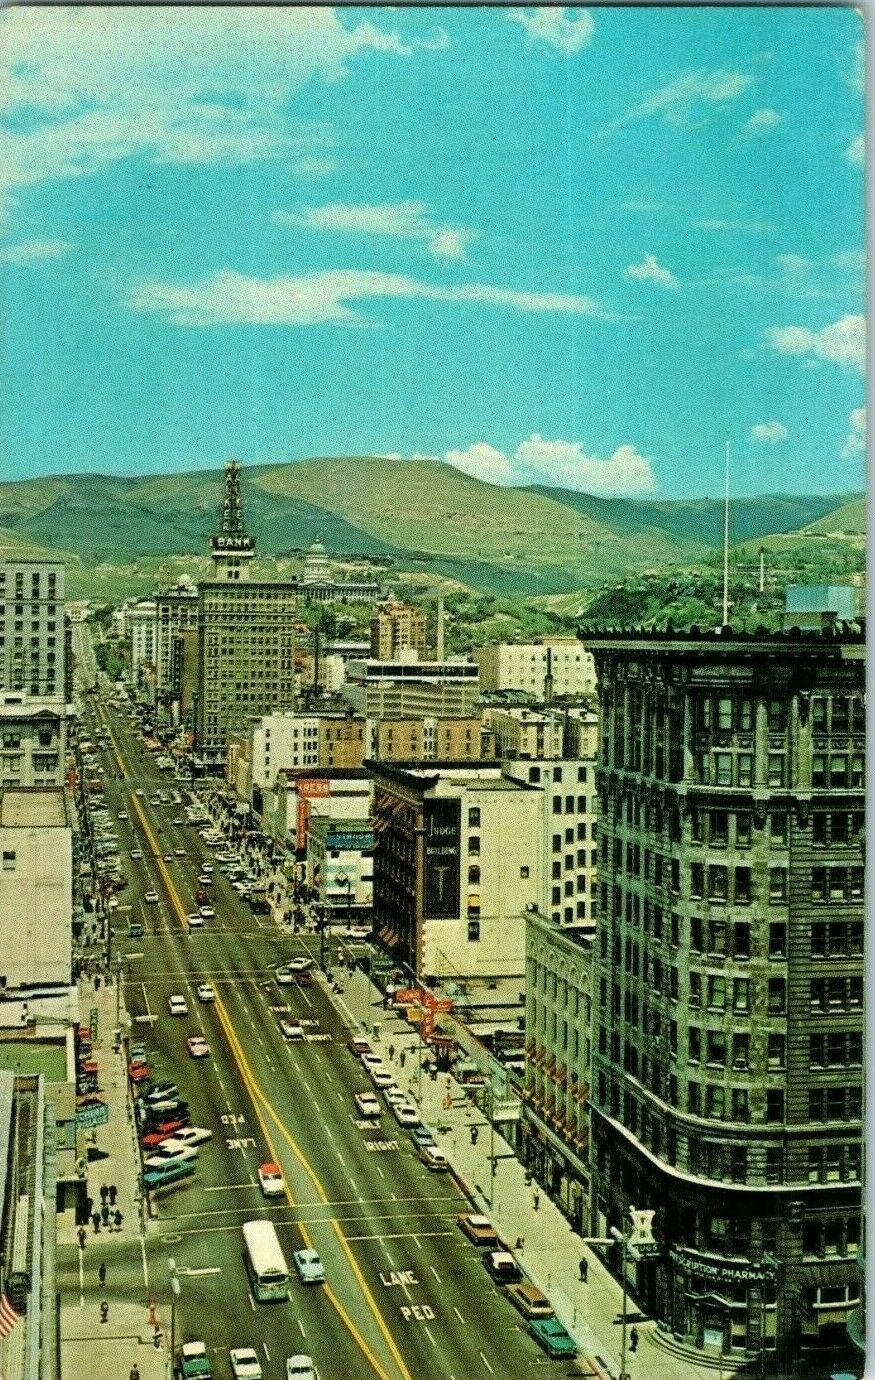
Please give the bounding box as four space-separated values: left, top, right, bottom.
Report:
0 6 865 499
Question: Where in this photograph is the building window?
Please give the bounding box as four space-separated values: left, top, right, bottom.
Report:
767 978 786 1014
769 868 788 903
1 851 15 870
769 923 787 959
767 1033 785 1069
467 919 480 942
765 1090 785 1123
738 754 753 787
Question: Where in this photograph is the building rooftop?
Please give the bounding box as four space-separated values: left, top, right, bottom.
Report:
579 620 865 647
0 789 69 828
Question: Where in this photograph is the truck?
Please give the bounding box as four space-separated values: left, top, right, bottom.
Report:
176 1342 213 1378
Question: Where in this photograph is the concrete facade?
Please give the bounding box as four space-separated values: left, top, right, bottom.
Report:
0 560 68 790
370 762 542 983
475 638 597 698
370 603 427 661
521 910 593 1233
343 657 480 718
0 789 73 988
503 757 598 927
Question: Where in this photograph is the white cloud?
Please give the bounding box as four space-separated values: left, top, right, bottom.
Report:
693 217 774 233
842 406 866 459
127 267 606 327
624 253 680 291
845 133 864 167
0 237 73 263
0 8 424 197
273 200 475 262
743 107 782 134
831 249 865 274
506 8 594 56
764 314 865 373
600 68 753 134
750 421 788 444
443 433 657 496
776 254 810 277
444 442 516 486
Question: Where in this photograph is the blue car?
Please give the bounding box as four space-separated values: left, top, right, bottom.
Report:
410 1125 437 1149
528 1317 577 1359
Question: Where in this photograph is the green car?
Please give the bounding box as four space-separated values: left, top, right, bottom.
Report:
528 1317 578 1359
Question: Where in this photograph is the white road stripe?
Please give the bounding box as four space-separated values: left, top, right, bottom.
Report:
424 1326 436 1347
453 1305 464 1324
431 1265 442 1284
479 1353 494 1374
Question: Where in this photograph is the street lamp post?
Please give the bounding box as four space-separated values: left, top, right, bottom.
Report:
583 1206 655 1380
166 1259 220 1379
610 1226 631 1380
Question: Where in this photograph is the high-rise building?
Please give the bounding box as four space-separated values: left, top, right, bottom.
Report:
155 579 199 720
342 657 480 718
194 461 298 766
587 625 864 1367
370 762 542 982
0 560 68 788
475 638 597 699
370 603 427 661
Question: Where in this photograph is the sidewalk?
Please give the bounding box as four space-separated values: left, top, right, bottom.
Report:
330 962 741 1380
57 972 167 1380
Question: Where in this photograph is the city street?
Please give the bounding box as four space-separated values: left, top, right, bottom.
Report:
65 694 562 1380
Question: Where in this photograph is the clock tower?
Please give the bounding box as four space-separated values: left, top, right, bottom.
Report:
209 457 255 581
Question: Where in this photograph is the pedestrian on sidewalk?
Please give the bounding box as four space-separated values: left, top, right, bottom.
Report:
84 1195 94 1221
91 1212 101 1234
77 1226 87 1251
99 1184 109 1205
533 1190 540 1211
514 1237 525 1252
98 1262 106 1287
101 1204 110 1228
113 1209 123 1232
99 1300 109 1324
579 1256 588 1283
629 1326 639 1353
108 1184 118 1206
130 1366 141 1380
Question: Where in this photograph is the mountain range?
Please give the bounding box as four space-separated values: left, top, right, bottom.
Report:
0 458 862 600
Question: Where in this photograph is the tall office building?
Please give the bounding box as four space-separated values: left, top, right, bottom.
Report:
370 603 427 661
194 460 298 766
587 625 864 1366
155 579 199 721
0 559 68 787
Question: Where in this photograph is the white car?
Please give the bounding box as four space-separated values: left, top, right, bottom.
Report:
187 913 204 930
368 1064 394 1089
135 788 145 797
383 1085 407 1107
196 983 216 1003
117 810 129 820
165 1125 212 1148
168 994 188 1016
393 1102 420 1127
258 1162 285 1198
130 848 143 859
286 1359 317 1380
145 891 159 904
144 1143 198 1170
354 1092 381 1119
279 1018 305 1041
360 1051 383 1069
198 906 215 919
230 1349 263 1380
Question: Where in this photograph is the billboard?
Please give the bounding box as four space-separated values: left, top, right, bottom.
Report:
296 778 331 852
423 798 461 918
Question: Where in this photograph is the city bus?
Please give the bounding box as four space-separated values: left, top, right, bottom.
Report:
242 1220 290 1302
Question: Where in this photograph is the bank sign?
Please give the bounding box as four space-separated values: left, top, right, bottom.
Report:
423 799 461 918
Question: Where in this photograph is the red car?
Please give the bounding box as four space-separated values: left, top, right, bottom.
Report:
128 1060 151 1083
141 1119 186 1148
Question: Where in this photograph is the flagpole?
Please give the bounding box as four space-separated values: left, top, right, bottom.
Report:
722 439 730 627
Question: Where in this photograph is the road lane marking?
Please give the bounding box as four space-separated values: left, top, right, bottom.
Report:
453 1306 464 1324
424 1327 436 1347
262 1343 270 1362
430 1266 442 1284
479 1353 494 1374
214 992 405 1380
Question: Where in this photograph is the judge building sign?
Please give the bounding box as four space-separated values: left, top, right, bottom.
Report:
423 799 461 918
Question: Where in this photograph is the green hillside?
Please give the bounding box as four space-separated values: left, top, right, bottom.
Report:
0 458 862 603
527 484 861 549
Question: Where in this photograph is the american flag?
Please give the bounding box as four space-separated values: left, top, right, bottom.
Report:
0 1295 21 1338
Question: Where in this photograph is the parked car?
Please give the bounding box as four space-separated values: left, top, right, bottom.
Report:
347 1035 372 1057
394 1103 421 1129
483 1250 522 1284
506 1282 554 1320
168 995 188 1016
128 1060 151 1083
143 1081 179 1103
410 1125 437 1149
293 1249 325 1285
457 1215 499 1247
418 1144 448 1170
528 1317 577 1359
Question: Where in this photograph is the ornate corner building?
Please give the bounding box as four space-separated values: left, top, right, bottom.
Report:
586 624 864 1367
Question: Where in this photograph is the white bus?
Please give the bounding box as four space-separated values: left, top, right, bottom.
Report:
242 1220 290 1302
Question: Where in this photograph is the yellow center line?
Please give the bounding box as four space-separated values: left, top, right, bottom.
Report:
215 993 406 1380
